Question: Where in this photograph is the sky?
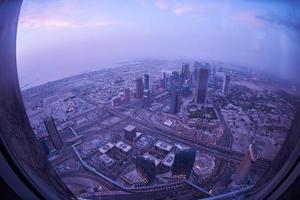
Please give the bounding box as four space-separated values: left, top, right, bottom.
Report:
17 0 300 88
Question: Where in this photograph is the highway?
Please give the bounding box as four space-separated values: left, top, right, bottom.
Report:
60 172 117 191
215 107 233 148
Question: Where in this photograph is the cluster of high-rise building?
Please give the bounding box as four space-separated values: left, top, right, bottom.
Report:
161 63 209 114
135 142 197 183
161 62 231 115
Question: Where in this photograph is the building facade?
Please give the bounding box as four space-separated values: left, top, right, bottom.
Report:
222 75 230 94
136 156 156 184
135 77 144 98
181 63 190 81
124 88 130 102
195 68 209 104
144 74 150 91
173 148 196 178
170 85 181 114
124 125 137 141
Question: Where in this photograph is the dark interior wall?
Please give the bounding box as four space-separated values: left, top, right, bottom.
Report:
0 177 20 200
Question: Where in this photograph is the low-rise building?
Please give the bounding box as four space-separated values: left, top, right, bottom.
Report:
98 142 114 154
115 141 132 156
162 152 175 169
99 154 116 168
124 124 137 141
154 140 173 156
143 153 161 167
163 120 173 127
111 96 122 106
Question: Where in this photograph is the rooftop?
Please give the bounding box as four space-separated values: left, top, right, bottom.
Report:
99 154 115 166
143 153 161 166
124 124 136 132
162 152 175 167
175 143 190 151
115 141 132 152
122 169 147 185
134 132 143 139
98 142 114 154
154 140 173 152
164 120 173 127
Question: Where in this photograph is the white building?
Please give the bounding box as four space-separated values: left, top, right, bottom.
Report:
115 141 132 155
162 152 175 168
154 140 173 155
98 142 114 154
99 154 115 168
143 153 161 167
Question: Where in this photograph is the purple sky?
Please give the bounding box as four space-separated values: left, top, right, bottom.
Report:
17 0 300 87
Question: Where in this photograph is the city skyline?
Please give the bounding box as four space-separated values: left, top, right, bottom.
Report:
22 59 299 199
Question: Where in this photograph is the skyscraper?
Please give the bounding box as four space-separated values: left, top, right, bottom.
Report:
181 63 190 81
222 75 230 94
170 85 181 114
195 68 209 104
143 74 151 107
182 80 191 97
124 88 130 102
135 77 144 98
144 74 150 91
162 72 167 89
234 143 259 185
144 90 151 107
173 148 196 178
171 71 180 86
193 62 201 81
136 156 156 184
44 117 63 151
212 66 217 76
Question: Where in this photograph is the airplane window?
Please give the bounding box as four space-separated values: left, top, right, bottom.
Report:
1 0 299 199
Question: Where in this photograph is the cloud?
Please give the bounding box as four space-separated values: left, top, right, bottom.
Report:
154 0 168 10
137 0 147 7
257 13 300 32
19 0 117 29
235 11 265 28
19 17 115 29
173 5 193 16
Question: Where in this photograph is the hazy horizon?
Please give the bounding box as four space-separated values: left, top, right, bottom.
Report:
17 0 300 87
